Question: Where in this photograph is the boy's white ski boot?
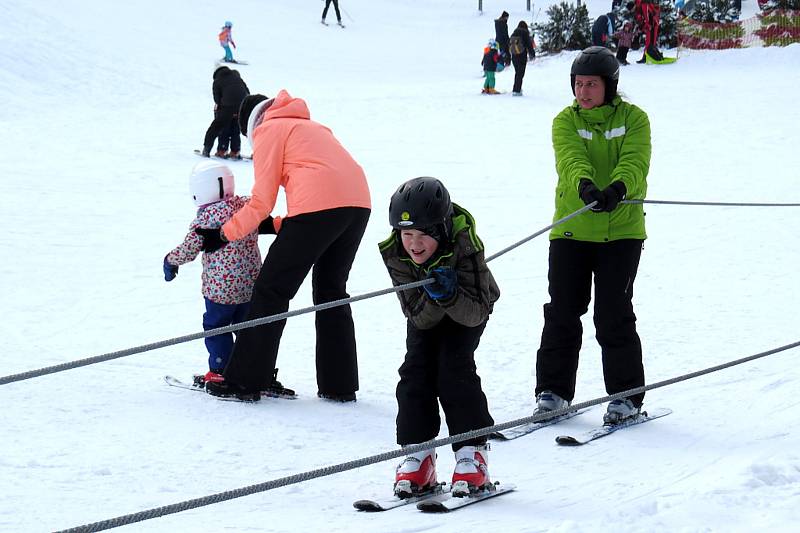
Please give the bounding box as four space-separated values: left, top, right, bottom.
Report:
451 444 490 497
603 398 641 425
394 448 437 499
534 390 569 415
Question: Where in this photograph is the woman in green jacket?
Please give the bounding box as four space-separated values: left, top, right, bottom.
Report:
534 46 651 425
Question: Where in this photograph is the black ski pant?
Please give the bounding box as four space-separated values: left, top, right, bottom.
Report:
396 316 494 451
203 105 238 153
224 207 371 393
511 53 527 93
322 0 341 22
616 46 630 64
216 115 241 153
535 238 645 407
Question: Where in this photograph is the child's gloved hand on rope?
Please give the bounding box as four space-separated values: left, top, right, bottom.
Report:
423 267 458 301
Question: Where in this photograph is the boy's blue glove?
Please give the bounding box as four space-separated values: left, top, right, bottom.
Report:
163 256 178 282
423 267 458 301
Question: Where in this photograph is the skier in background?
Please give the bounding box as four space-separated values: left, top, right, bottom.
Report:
200 65 249 159
633 0 663 62
494 11 510 65
591 12 617 47
509 20 536 96
534 46 651 426
163 161 264 386
614 21 636 65
218 21 237 63
380 176 499 499
481 39 503 94
321 0 344 27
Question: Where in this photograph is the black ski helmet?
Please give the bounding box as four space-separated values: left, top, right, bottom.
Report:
570 46 620 104
388 177 453 242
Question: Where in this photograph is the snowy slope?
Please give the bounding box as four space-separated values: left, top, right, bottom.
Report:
1 0 800 531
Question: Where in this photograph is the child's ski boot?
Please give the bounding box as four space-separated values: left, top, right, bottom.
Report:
394 449 437 499
451 444 491 497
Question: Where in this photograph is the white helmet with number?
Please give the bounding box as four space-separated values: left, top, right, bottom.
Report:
189 161 235 206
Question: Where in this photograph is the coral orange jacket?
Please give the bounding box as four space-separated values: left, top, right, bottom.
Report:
223 90 371 241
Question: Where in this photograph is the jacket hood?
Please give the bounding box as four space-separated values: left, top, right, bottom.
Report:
263 89 310 121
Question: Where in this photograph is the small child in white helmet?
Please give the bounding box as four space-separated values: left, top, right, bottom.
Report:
163 161 267 384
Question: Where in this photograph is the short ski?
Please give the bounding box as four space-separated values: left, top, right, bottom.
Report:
193 150 252 160
216 59 249 65
163 375 297 400
555 407 672 446
353 483 449 512
490 409 588 441
416 482 515 513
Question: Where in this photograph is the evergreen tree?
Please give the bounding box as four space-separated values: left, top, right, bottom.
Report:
533 2 592 53
658 0 679 47
760 0 800 9
690 0 741 23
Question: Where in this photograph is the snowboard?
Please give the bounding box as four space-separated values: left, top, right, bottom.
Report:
216 59 249 66
193 149 252 161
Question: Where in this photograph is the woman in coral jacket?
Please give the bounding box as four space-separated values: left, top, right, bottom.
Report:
196 89 372 402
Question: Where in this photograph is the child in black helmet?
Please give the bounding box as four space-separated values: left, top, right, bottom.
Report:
378 177 500 499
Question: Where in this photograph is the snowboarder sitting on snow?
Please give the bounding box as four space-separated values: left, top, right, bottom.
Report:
379 177 500 499
163 161 267 386
481 39 503 95
218 21 236 63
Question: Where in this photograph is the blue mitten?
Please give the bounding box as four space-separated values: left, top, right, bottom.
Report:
163 257 178 282
423 267 458 301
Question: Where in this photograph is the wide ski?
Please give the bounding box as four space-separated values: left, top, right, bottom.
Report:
353 483 449 512
163 375 297 400
490 409 588 441
193 150 252 161
416 482 515 513
555 407 672 446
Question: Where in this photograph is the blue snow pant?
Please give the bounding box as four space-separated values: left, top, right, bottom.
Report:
222 44 233 61
203 297 250 372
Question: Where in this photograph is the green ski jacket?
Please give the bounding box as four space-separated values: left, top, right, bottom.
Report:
549 96 651 242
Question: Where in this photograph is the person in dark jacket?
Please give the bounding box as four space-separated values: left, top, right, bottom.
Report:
200 66 249 158
591 12 616 47
380 177 499 499
509 20 536 96
494 11 510 65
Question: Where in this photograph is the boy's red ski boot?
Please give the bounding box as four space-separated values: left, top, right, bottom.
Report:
451 444 491 497
394 449 437 499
